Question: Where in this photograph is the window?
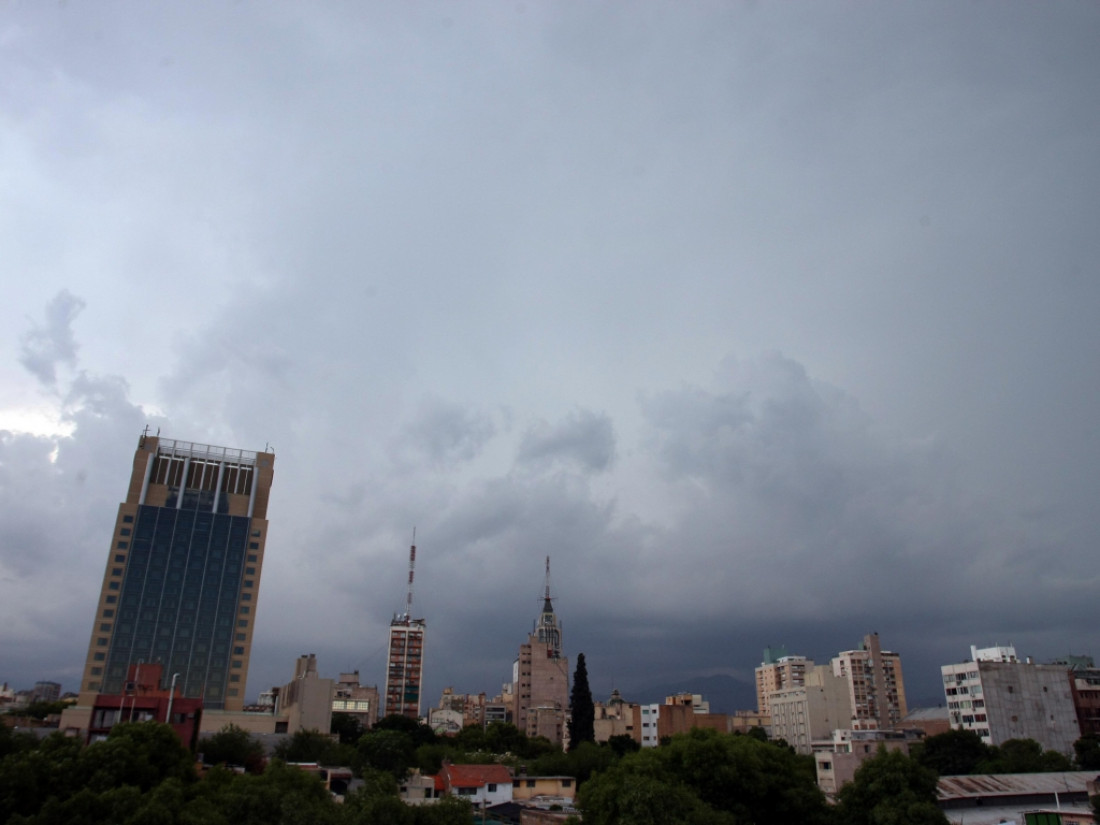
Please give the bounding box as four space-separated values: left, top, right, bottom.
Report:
112 568 123 577
97 637 108 646
246 567 256 575
93 652 106 661
99 623 111 631
562 779 572 788
242 593 252 601
240 606 250 614
123 515 134 523
103 609 114 618
249 542 259 550
251 529 261 537
243 580 253 588
117 541 128 549
236 633 246 641
247 555 257 563
120 528 132 536
106 595 117 603
234 646 245 655
230 675 240 683
487 784 497 792
114 554 126 563
228 689 239 697
238 620 248 628
232 660 243 669
109 581 120 590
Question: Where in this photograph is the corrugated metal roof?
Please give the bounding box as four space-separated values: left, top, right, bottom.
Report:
938 771 1098 799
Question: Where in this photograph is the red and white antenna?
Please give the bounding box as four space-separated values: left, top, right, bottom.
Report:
405 528 416 622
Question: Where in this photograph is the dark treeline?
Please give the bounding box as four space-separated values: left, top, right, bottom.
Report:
4 715 1099 825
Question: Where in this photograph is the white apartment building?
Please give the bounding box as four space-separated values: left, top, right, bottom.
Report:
941 644 1079 754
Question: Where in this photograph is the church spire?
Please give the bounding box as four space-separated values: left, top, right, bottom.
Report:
536 556 562 658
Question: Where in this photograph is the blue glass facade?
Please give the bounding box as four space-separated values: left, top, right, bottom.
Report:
102 504 250 709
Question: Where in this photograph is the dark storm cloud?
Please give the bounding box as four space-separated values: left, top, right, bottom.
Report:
517 409 615 473
2 2 1099 710
18 289 85 386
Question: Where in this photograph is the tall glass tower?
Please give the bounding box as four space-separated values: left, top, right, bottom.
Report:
78 434 274 711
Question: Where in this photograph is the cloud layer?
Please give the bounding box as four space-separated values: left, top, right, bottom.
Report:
2 3 1098 711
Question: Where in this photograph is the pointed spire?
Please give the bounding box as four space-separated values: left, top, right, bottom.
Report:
536 556 562 659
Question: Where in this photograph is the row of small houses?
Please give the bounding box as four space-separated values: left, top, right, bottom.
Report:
401 764 575 822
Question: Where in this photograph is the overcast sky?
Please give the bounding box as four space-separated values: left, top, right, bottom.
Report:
2 2 1099 713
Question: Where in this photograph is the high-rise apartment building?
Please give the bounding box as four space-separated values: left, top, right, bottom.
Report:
755 647 811 715
76 435 273 712
941 644 1079 754
384 533 426 719
513 558 569 744
831 633 907 730
384 618 426 719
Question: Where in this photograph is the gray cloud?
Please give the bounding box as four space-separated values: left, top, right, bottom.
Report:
18 290 85 386
1 3 1098 711
517 409 616 473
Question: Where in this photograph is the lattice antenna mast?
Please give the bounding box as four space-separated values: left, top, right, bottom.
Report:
544 555 552 603
404 528 417 623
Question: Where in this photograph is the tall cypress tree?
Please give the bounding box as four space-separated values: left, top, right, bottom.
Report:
568 652 595 751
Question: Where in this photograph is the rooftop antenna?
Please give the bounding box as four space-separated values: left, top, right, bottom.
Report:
544 555 552 605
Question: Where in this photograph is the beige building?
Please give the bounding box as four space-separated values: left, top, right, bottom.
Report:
333 672 379 730
69 435 273 729
755 648 812 715
594 689 636 742
814 728 922 795
513 559 569 745
768 664 853 754
831 633 907 730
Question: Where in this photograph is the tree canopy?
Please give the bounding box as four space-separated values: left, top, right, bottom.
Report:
567 653 595 751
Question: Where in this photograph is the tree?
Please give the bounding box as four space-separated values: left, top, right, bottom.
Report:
1075 734 1100 770
357 729 417 780
372 714 437 748
980 738 1072 774
275 729 345 765
567 653 595 751
201 724 266 773
578 729 830 825
835 747 948 825
331 712 366 745
914 728 991 775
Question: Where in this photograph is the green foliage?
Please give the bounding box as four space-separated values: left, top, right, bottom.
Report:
274 729 343 765
357 729 417 780
330 713 366 745
411 794 472 825
567 653 595 751
578 728 830 825
606 733 640 757
978 738 1073 774
81 722 196 792
200 724 265 773
835 747 948 825
371 715 437 748
530 740 614 786
914 728 992 775
1075 734 1100 770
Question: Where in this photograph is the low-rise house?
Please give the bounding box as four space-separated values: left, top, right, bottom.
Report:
439 762 514 807
511 774 576 803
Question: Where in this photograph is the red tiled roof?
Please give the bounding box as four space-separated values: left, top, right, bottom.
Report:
442 763 513 788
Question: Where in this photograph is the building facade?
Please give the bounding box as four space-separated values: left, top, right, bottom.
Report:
513 560 569 745
385 618 426 719
831 632 908 730
941 644 1079 754
77 435 274 712
755 648 811 715
768 664 854 754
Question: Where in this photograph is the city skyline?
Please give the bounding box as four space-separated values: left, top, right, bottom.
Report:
2 2 1099 715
